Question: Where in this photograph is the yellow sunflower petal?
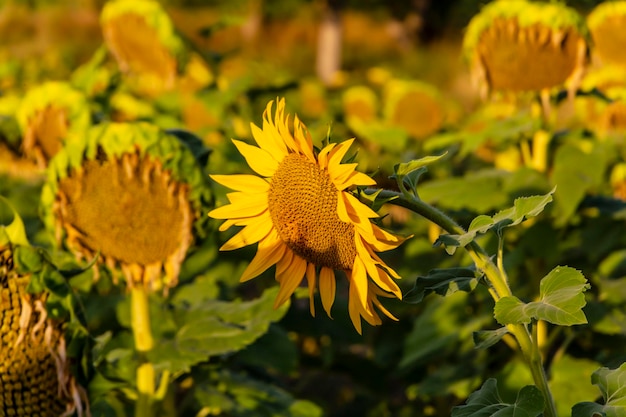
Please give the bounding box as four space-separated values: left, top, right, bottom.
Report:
293 115 315 161
327 138 355 168
250 122 288 160
355 236 402 298
232 139 279 177
306 263 316 316
334 169 377 191
347 278 363 334
351 256 370 310
210 174 270 193
370 291 399 321
336 192 375 237
218 218 237 232
317 142 337 169
275 247 294 278
208 193 267 219
274 254 307 308
220 213 273 251
319 266 336 318
240 231 286 282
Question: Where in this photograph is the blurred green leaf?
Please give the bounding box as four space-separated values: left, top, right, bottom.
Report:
189 367 323 417
451 379 544 417
393 153 447 195
551 142 607 225
0 196 29 246
472 327 509 350
149 287 289 374
404 266 483 304
494 266 590 326
550 355 603 417
572 363 626 417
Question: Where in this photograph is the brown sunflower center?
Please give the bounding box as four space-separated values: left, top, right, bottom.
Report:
268 153 356 270
56 151 192 267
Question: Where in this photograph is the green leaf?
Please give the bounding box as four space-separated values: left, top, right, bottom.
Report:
393 153 447 194
494 266 590 326
550 355 604 417
452 379 544 417
435 188 555 252
358 188 398 213
0 196 29 246
473 327 509 350
149 287 289 374
404 266 483 304
572 363 626 417
551 142 607 224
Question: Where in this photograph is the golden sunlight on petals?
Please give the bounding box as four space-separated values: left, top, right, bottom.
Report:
251 123 288 160
306 263 317 316
327 138 355 168
219 215 273 251
351 256 370 310
240 231 286 282
208 193 267 219
210 174 270 193
355 237 402 298
274 255 307 308
232 139 280 177
319 267 336 318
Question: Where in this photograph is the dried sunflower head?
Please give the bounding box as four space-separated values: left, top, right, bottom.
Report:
100 0 186 95
0 199 88 417
41 122 212 291
463 0 590 96
16 81 91 169
587 1 626 67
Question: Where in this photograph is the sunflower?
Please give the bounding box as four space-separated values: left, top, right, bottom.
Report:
208 99 407 333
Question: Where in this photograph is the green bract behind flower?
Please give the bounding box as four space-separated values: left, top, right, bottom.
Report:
587 1 626 67
41 122 212 291
463 0 589 95
16 81 91 168
100 0 186 94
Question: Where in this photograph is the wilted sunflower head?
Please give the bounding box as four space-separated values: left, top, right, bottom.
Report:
209 98 409 333
588 1 626 67
463 0 589 96
16 81 91 168
0 201 87 417
100 0 185 95
383 79 446 140
41 122 212 291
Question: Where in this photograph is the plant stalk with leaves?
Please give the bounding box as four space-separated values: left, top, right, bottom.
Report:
362 154 592 417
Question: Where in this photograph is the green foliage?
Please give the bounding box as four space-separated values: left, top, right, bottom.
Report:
451 379 544 417
494 266 590 326
572 363 626 417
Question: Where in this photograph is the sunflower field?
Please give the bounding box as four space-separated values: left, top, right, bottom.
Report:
1 0 626 416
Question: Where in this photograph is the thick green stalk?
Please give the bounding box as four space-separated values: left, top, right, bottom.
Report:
131 286 155 417
371 189 557 417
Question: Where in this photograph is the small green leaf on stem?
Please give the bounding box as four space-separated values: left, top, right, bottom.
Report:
434 188 555 252
404 266 483 303
392 153 447 196
494 266 590 326
571 362 626 417
358 188 398 213
473 327 510 350
451 378 544 417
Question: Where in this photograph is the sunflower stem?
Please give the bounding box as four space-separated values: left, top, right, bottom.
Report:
131 286 156 417
371 189 557 417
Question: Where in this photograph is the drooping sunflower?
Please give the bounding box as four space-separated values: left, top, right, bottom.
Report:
41 122 212 291
463 0 589 97
16 81 91 169
208 99 407 333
